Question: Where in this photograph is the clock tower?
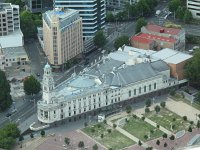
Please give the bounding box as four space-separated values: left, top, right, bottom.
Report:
42 63 54 104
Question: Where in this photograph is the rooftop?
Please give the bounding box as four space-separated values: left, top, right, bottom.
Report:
0 29 23 48
133 33 177 43
0 3 19 11
151 48 192 64
145 23 181 35
3 46 29 59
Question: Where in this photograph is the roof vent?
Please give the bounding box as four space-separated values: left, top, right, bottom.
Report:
122 64 126 68
160 29 164 33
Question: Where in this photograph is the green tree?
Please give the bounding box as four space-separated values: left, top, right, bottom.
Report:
160 101 166 108
154 105 160 113
93 30 106 48
20 10 37 39
168 0 181 12
106 12 115 22
162 133 167 139
183 116 187 121
137 0 151 16
78 141 84 148
183 10 193 23
41 130 45 137
0 123 20 149
135 18 147 34
156 140 160 145
126 105 132 114
145 107 150 113
93 144 98 150
188 126 192 132
175 6 185 20
0 70 12 111
114 36 129 50
170 135 175 140
145 99 151 107
185 49 200 88
164 142 168 147
23 75 41 95
64 137 70 145
138 140 142 146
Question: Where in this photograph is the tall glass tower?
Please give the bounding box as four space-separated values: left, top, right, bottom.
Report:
54 0 106 40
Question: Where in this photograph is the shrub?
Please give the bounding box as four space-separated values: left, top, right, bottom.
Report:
146 147 153 150
93 144 98 150
154 105 161 113
160 102 166 108
78 141 84 148
103 120 107 124
126 106 132 114
84 122 88 127
145 99 151 107
170 88 176 96
97 123 101 128
170 135 175 140
144 135 148 140
188 126 192 132
132 114 137 118
113 124 117 128
101 134 104 138
141 116 145 121
145 107 150 113
183 116 187 121
41 130 45 137
125 118 129 123
64 137 70 145
107 129 112 133
173 118 176 121
156 140 160 145
150 129 154 134
138 140 142 146
157 124 160 128
190 121 194 125
164 142 167 147
162 133 167 139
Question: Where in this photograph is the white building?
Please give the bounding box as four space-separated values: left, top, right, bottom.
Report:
0 3 23 48
187 0 200 19
37 46 192 124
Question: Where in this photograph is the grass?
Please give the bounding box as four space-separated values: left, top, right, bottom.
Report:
145 108 191 133
122 117 163 142
82 123 134 150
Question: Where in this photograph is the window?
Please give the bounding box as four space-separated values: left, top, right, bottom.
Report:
149 84 151 91
94 105 96 109
118 97 120 101
144 86 146 92
69 112 71 116
61 109 63 113
154 83 156 89
129 90 131 97
74 111 76 115
99 103 101 107
54 110 56 114
84 108 86 112
134 89 136 95
69 107 71 110
139 87 141 94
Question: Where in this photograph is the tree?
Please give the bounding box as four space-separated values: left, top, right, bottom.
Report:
144 135 148 140
169 88 176 96
175 6 185 20
168 0 181 12
145 99 151 107
101 134 104 138
114 36 129 50
23 75 41 95
126 105 132 114
19 135 24 142
20 11 37 39
162 133 167 139
137 0 151 16
164 142 168 147
113 124 117 128
197 120 200 129
184 10 193 23
107 129 112 133
64 137 70 145
30 133 34 139
183 116 187 121
135 18 147 34
78 141 84 148
188 126 192 132
138 140 142 146
185 49 200 88
0 70 12 111
145 107 150 113
93 30 106 48
93 144 98 150
154 105 160 113
160 102 166 108
156 140 160 145
106 12 115 22
0 123 20 149
170 135 175 140
146 147 153 150
41 130 45 137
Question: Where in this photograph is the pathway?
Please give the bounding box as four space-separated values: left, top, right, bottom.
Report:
166 97 200 124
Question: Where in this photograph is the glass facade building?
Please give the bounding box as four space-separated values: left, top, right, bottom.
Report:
54 0 106 39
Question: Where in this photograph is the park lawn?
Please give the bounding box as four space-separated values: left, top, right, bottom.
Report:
82 123 134 150
122 117 163 142
145 108 191 132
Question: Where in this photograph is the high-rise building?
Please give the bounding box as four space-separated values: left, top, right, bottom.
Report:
26 0 53 13
106 0 139 9
43 8 83 69
54 0 106 40
0 3 20 36
187 0 200 19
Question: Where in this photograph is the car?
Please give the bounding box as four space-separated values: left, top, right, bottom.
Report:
6 113 11 117
11 109 17 113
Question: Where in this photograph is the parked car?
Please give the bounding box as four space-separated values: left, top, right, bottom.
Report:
6 113 11 117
